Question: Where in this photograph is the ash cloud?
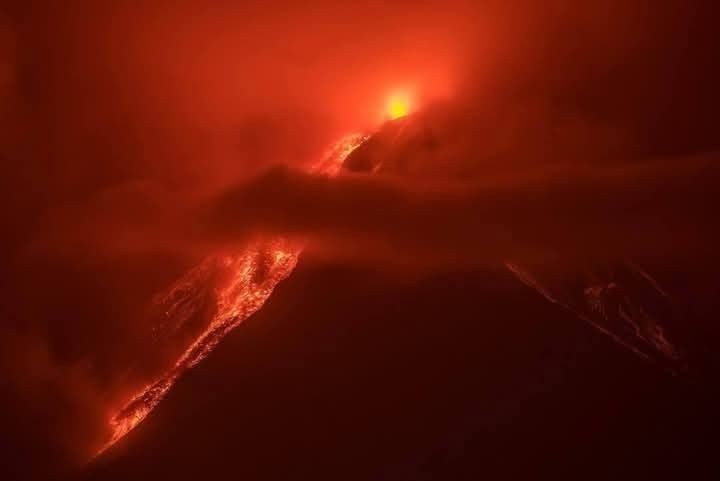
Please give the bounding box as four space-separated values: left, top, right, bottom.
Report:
196 0 719 269
198 150 720 269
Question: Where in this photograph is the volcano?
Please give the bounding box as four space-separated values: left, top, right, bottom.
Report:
5 3 719 480
83 113 720 480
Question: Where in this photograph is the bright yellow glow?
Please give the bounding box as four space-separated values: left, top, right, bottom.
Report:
387 94 410 119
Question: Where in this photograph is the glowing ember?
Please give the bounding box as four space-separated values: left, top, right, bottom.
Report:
96 133 366 456
387 92 411 119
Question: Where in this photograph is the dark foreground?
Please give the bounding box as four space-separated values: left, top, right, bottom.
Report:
82 257 720 481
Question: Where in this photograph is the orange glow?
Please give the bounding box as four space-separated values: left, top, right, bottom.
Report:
386 93 411 119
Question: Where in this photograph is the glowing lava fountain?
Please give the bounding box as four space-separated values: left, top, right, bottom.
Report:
97 133 367 456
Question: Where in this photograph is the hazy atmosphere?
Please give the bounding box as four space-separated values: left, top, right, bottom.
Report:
1 2 718 479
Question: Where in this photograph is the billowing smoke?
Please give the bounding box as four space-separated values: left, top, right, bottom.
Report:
196 151 720 269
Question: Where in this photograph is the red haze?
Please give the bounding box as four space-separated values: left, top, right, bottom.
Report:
0 1 718 479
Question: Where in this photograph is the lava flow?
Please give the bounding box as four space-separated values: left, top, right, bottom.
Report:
97 133 366 456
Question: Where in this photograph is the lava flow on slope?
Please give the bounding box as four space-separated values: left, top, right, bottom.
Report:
96 133 367 456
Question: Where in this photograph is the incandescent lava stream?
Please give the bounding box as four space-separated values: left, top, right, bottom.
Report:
96 133 367 456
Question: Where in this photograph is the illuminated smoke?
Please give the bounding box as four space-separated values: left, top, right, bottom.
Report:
96 133 366 456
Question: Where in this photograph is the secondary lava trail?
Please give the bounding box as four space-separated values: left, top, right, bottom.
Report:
97 133 366 456
506 260 684 371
